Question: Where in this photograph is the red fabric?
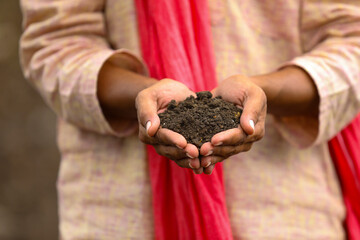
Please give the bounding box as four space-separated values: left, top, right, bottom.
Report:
135 0 233 239
329 113 360 240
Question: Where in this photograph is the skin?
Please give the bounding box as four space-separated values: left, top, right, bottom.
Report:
98 56 319 175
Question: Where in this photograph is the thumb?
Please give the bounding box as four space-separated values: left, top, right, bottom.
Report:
240 97 262 135
136 91 161 137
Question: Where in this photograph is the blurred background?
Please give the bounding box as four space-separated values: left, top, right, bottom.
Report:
0 1 59 239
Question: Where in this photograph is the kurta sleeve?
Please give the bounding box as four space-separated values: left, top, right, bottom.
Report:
275 0 360 148
20 0 147 137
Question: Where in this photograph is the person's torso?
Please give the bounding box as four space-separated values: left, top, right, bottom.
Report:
57 1 345 239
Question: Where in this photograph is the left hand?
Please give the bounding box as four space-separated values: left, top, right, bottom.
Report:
135 79 202 173
199 75 267 174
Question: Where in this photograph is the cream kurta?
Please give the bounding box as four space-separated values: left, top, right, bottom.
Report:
20 0 360 239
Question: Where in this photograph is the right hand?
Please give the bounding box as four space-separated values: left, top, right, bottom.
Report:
135 79 203 174
199 75 267 175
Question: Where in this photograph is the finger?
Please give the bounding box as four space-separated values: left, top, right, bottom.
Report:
184 143 199 159
203 164 216 175
240 91 266 135
193 167 204 175
138 123 158 145
189 157 201 169
153 145 188 160
135 90 161 137
199 142 213 157
174 158 200 169
155 128 187 149
201 156 225 167
210 128 246 146
243 122 265 143
212 143 253 158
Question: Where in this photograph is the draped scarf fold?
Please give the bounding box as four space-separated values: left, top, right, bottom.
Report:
135 0 232 239
329 114 360 239
135 1 360 239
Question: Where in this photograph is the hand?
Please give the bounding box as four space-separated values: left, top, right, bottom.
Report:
135 79 203 173
200 75 267 174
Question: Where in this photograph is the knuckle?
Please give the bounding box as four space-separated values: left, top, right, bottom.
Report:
176 160 188 168
154 146 172 159
206 156 215 165
156 130 172 144
230 147 240 156
229 147 237 156
237 136 245 145
162 147 173 159
165 147 184 160
154 131 162 143
221 147 236 158
218 147 228 157
243 144 252 152
210 157 220 164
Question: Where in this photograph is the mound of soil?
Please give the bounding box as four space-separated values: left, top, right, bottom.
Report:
159 91 242 148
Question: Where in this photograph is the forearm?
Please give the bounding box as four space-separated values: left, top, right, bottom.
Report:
252 66 320 117
98 58 157 121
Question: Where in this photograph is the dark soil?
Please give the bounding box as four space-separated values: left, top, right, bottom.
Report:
159 91 242 149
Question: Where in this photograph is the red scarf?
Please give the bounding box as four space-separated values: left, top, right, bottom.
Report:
135 0 232 239
329 114 360 239
135 1 360 239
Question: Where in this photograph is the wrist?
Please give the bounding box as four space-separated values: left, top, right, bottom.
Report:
250 74 276 114
98 61 157 120
250 66 319 117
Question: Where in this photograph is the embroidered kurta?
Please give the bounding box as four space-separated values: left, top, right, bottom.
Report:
20 0 360 239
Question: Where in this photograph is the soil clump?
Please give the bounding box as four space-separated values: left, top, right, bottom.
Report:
159 91 242 149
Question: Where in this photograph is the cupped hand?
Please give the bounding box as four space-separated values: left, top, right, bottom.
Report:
200 75 267 174
135 79 203 173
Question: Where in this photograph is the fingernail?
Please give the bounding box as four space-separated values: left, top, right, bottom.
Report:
205 162 211 168
249 120 255 131
215 142 223 146
189 162 195 169
176 145 183 149
186 153 195 159
146 121 151 135
205 150 213 156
